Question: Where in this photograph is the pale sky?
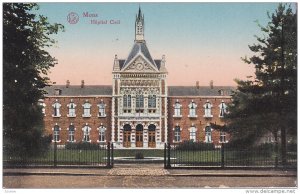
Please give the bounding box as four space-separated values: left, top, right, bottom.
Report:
36 2 282 86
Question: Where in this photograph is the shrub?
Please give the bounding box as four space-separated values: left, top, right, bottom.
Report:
65 142 99 150
175 141 215 151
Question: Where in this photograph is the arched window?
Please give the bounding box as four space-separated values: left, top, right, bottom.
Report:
82 100 91 117
189 126 197 142
68 124 75 142
67 99 76 117
136 124 143 131
203 100 213 118
205 126 212 143
97 100 106 117
123 124 132 131
174 126 181 142
82 124 91 142
53 124 60 142
219 100 227 117
188 100 197 117
148 124 156 131
174 100 182 117
52 99 61 117
98 125 106 142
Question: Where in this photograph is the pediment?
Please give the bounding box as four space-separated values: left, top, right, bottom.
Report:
122 56 158 73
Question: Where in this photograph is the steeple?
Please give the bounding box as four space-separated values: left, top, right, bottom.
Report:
135 6 144 42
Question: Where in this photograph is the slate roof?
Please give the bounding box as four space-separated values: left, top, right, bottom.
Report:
122 42 160 70
44 85 235 97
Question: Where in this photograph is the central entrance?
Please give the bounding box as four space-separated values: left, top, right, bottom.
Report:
123 124 131 148
148 124 156 148
136 124 143 147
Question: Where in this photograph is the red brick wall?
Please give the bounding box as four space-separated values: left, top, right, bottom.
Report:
167 97 231 145
44 96 112 145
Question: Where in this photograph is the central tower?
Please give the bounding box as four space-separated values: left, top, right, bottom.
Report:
112 7 168 149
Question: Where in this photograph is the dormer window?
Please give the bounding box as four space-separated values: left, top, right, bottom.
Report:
52 99 61 117
173 100 182 117
219 100 228 118
97 100 106 117
188 100 197 118
82 100 91 117
82 124 91 142
67 99 76 117
54 89 62 96
203 100 213 118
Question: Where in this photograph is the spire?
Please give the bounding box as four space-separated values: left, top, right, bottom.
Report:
135 6 144 42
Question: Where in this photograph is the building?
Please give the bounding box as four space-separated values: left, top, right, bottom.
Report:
42 8 234 149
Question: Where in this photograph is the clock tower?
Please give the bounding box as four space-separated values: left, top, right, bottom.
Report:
112 7 168 149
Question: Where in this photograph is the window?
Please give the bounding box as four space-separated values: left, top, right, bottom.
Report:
205 126 212 143
188 100 197 117
136 95 144 109
82 101 91 117
52 99 61 117
97 101 106 117
174 126 181 142
68 124 75 142
220 131 226 143
148 95 156 108
173 100 182 117
189 126 197 142
219 100 227 117
123 95 131 108
53 124 60 142
38 99 46 116
203 100 213 118
98 125 106 142
67 99 76 117
82 124 91 142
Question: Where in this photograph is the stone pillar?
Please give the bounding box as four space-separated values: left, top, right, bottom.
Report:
131 130 136 148
143 129 148 148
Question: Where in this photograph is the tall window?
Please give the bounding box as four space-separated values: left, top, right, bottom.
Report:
189 126 197 142
68 124 75 142
205 126 212 143
67 99 76 117
97 101 106 117
188 101 197 117
174 100 182 117
220 131 226 143
123 95 131 108
174 126 181 142
136 95 144 109
38 99 46 116
98 125 106 142
203 100 213 118
219 101 227 117
82 101 91 117
52 99 61 117
148 95 156 108
82 124 91 142
53 124 60 142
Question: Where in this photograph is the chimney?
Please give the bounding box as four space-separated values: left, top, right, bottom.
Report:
210 80 214 89
66 80 70 88
196 81 200 89
81 80 85 88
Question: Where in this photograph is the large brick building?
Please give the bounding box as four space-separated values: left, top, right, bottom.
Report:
42 8 234 149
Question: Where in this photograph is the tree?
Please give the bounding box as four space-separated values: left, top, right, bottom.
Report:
218 3 297 164
3 3 64 157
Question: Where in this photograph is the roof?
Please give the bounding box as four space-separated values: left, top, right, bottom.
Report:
168 86 235 96
44 85 235 97
122 42 160 70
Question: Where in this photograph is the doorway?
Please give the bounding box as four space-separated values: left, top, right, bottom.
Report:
148 124 156 148
123 124 131 148
136 124 143 147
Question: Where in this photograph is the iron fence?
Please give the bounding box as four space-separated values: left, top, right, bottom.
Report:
164 142 297 169
3 142 114 168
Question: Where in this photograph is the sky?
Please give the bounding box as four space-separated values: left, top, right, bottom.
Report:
35 2 283 86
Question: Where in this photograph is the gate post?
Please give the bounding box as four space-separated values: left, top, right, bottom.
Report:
164 143 167 168
167 143 171 168
107 142 111 168
54 141 57 168
111 142 114 167
221 143 225 168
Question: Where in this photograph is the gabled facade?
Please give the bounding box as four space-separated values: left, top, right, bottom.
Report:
42 8 234 149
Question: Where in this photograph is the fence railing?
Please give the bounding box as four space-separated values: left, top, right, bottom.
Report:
164 142 297 169
3 142 114 168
